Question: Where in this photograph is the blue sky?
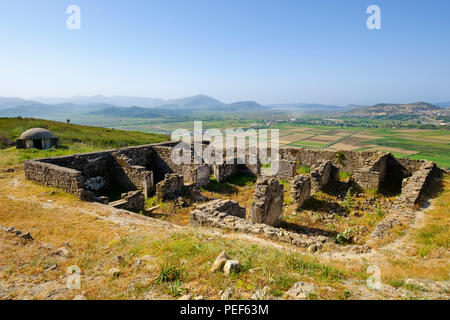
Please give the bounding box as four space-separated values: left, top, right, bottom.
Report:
0 0 449 105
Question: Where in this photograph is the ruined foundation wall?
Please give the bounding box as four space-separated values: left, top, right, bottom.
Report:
23 160 85 194
110 190 145 213
395 161 437 208
191 205 328 248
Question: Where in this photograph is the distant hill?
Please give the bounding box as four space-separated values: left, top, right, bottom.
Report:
436 101 450 108
0 103 113 118
31 94 224 109
346 102 449 119
31 95 165 108
268 103 344 110
224 101 268 111
0 97 41 110
163 94 225 109
88 106 181 118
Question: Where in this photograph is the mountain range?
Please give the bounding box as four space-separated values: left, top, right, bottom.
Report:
0 95 448 119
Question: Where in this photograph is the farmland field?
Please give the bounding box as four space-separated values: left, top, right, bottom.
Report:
270 124 450 169
65 116 450 169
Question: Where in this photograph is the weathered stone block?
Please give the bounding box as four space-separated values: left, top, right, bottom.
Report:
213 163 239 183
290 175 311 208
310 161 338 193
110 190 145 212
250 177 284 226
194 199 246 218
156 173 184 201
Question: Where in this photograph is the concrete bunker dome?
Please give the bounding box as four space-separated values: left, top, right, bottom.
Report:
16 128 59 150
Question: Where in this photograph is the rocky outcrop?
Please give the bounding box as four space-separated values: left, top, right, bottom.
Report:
250 177 284 227
290 175 311 209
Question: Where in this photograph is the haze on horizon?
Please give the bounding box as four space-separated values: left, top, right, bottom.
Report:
0 0 449 106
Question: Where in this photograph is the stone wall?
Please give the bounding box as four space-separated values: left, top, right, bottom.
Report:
394 161 436 209
184 164 211 187
156 173 185 201
110 190 145 212
213 163 239 183
23 160 85 194
290 175 311 209
310 161 339 193
112 153 154 197
250 177 284 226
191 201 329 249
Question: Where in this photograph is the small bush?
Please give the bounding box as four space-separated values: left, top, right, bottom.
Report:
336 228 354 245
297 166 310 174
336 151 344 165
342 188 354 213
339 171 351 181
375 201 384 218
155 261 184 284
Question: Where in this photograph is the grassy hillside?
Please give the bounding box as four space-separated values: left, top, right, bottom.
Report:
0 117 168 166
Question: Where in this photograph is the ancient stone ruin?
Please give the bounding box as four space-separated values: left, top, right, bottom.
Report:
290 175 311 209
250 177 284 227
23 140 444 248
156 173 185 201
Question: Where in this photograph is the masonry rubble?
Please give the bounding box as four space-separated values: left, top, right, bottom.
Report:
191 199 329 248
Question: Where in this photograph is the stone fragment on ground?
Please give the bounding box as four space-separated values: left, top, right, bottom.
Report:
109 268 121 277
211 251 230 272
220 287 234 300
286 282 317 299
223 260 240 275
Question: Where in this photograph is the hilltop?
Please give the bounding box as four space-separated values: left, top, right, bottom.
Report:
0 117 168 165
347 102 449 120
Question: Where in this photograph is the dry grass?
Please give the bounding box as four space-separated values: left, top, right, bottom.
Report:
413 175 450 258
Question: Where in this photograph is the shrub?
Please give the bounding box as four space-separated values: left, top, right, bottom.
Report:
339 171 351 181
336 151 344 165
336 228 354 245
375 201 384 218
342 188 354 213
297 166 311 174
155 261 184 284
